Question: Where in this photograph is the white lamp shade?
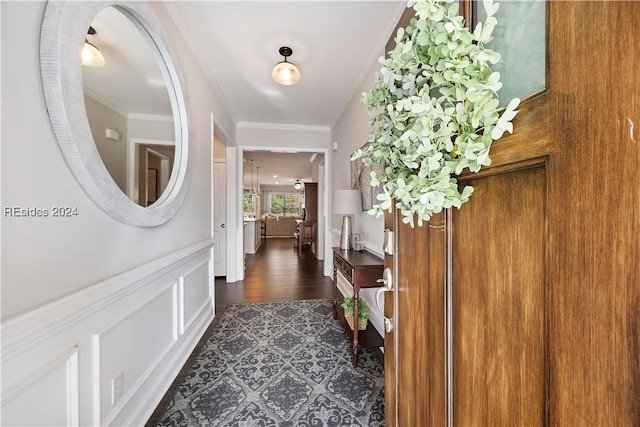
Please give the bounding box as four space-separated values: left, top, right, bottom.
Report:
333 189 362 215
272 61 300 85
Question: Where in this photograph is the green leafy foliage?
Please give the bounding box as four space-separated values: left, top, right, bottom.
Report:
353 0 520 227
341 297 371 321
243 190 254 214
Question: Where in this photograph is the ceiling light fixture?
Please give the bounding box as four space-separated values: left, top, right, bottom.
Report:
272 46 300 85
294 180 305 191
82 26 105 67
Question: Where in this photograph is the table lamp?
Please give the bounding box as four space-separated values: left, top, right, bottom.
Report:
333 189 362 250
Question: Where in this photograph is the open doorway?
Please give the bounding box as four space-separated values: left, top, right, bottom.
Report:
127 138 175 205
240 149 327 273
142 147 171 206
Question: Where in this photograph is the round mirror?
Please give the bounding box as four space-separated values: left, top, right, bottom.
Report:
83 6 176 207
40 1 188 226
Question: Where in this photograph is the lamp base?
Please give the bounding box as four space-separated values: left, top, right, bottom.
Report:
340 215 352 250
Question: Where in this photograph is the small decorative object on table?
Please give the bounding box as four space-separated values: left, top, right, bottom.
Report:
341 296 370 330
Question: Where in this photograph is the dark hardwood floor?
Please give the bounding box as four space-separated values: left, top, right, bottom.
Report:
146 237 332 426
215 237 333 313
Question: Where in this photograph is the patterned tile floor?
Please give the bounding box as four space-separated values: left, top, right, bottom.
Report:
156 299 384 426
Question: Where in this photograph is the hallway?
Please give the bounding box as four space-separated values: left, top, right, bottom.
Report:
215 237 333 314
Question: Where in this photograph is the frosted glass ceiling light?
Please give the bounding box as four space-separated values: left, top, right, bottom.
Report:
82 26 105 67
272 46 300 85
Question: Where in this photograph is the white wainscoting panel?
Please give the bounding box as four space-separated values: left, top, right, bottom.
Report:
96 283 177 425
182 258 212 333
1 347 78 427
1 238 214 427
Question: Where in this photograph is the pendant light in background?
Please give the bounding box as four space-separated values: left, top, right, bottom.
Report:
272 46 300 85
82 26 105 67
255 167 260 196
249 160 255 195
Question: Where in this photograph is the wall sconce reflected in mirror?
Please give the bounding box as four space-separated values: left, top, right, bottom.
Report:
105 128 120 141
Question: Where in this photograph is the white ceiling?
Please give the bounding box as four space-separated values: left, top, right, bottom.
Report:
83 1 407 185
165 1 407 127
166 1 406 186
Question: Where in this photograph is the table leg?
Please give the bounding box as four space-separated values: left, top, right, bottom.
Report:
332 266 338 319
352 290 359 368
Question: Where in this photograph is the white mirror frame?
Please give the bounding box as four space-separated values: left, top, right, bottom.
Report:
40 1 189 227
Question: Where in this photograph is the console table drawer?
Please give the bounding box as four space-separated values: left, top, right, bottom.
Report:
335 257 353 281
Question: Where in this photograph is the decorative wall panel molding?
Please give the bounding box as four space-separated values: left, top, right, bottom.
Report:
182 258 213 333
1 347 79 427
1 239 214 426
96 284 177 424
2 238 214 359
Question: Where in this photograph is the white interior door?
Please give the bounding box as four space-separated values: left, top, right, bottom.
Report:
213 162 227 276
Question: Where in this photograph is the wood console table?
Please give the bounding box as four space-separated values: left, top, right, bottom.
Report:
332 247 384 367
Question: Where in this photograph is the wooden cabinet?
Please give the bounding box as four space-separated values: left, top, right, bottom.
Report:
332 247 384 368
297 183 317 257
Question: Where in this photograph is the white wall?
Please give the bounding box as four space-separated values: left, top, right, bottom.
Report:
236 123 331 150
84 95 129 193
1 1 234 425
127 116 175 140
331 47 387 335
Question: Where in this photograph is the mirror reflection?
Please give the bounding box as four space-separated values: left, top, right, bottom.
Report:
82 6 176 207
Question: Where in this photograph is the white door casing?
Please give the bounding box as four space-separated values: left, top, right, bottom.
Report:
213 162 227 277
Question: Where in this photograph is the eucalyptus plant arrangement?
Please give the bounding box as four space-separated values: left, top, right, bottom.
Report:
353 0 520 227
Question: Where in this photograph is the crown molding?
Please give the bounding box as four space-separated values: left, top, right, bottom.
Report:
128 112 174 122
237 121 330 133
